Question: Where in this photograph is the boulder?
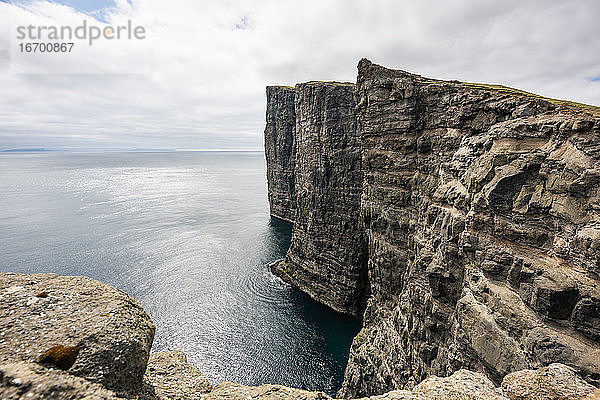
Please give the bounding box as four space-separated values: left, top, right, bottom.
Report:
141 351 211 400
0 273 155 394
0 361 120 399
502 363 596 400
412 369 508 400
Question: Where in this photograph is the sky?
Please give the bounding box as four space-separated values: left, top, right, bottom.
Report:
0 0 599 151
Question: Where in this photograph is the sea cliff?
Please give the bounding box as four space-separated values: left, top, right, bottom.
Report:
265 59 600 397
265 86 297 223
268 81 367 316
1 59 600 400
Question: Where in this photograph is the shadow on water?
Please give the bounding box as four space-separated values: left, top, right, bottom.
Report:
266 217 294 257
289 289 362 380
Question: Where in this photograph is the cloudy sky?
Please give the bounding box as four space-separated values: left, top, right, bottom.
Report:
0 0 599 150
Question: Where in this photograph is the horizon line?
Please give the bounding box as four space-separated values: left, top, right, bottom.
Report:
1 147 264 153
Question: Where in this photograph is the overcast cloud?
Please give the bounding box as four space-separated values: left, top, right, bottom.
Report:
0 0 599 150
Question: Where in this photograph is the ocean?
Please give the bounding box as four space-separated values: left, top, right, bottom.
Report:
0 151 360 394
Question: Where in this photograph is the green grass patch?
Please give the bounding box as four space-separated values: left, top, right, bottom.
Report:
304 81 355 86
269 85 295 89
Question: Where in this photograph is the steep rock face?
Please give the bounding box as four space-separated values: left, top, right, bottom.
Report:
339 60 600 397
265 86 297 223
270 82 368 316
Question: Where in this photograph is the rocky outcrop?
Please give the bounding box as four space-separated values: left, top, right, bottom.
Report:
0 273 155 396
265 86 297 223
141 351 212 400
340 60 600 397
1 273 598 400
267 82 368 316
0 361 119 399
501 363 597 400
265 60 600 397
200 366 596 400
203 369 503 400
0 274 210 400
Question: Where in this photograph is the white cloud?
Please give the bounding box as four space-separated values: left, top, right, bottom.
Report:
0 0 599 150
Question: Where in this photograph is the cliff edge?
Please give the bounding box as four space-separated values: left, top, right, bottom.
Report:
265 86 297 223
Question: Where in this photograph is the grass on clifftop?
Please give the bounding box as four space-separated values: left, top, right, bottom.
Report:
304 80 355 86
461 82 600 118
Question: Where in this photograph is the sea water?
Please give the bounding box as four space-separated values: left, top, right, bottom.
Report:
0 151 360 394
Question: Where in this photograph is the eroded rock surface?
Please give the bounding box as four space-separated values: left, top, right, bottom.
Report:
0 361 120 400
142 351 212 400
501 363 596 400
0 274 597 400
0 273 155 395
201 368 507 400
340 59 600 397
204 366 595 400
411 369 507 400
204 382 332 400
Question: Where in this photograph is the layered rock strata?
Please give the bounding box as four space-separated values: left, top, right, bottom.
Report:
341 60 600 396
268 82 368 316
265 60 600 397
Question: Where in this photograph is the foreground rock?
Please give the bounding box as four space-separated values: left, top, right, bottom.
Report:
0 361 119 399
0 273 155 395
501 363 596 400
411 370 507 400
0 273 598 400
202 366 597 400
202 369 505 400
205 382 331 400
141 351 212 400
362 370 508 400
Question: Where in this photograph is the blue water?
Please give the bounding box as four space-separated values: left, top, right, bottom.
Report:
0 151 360 394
